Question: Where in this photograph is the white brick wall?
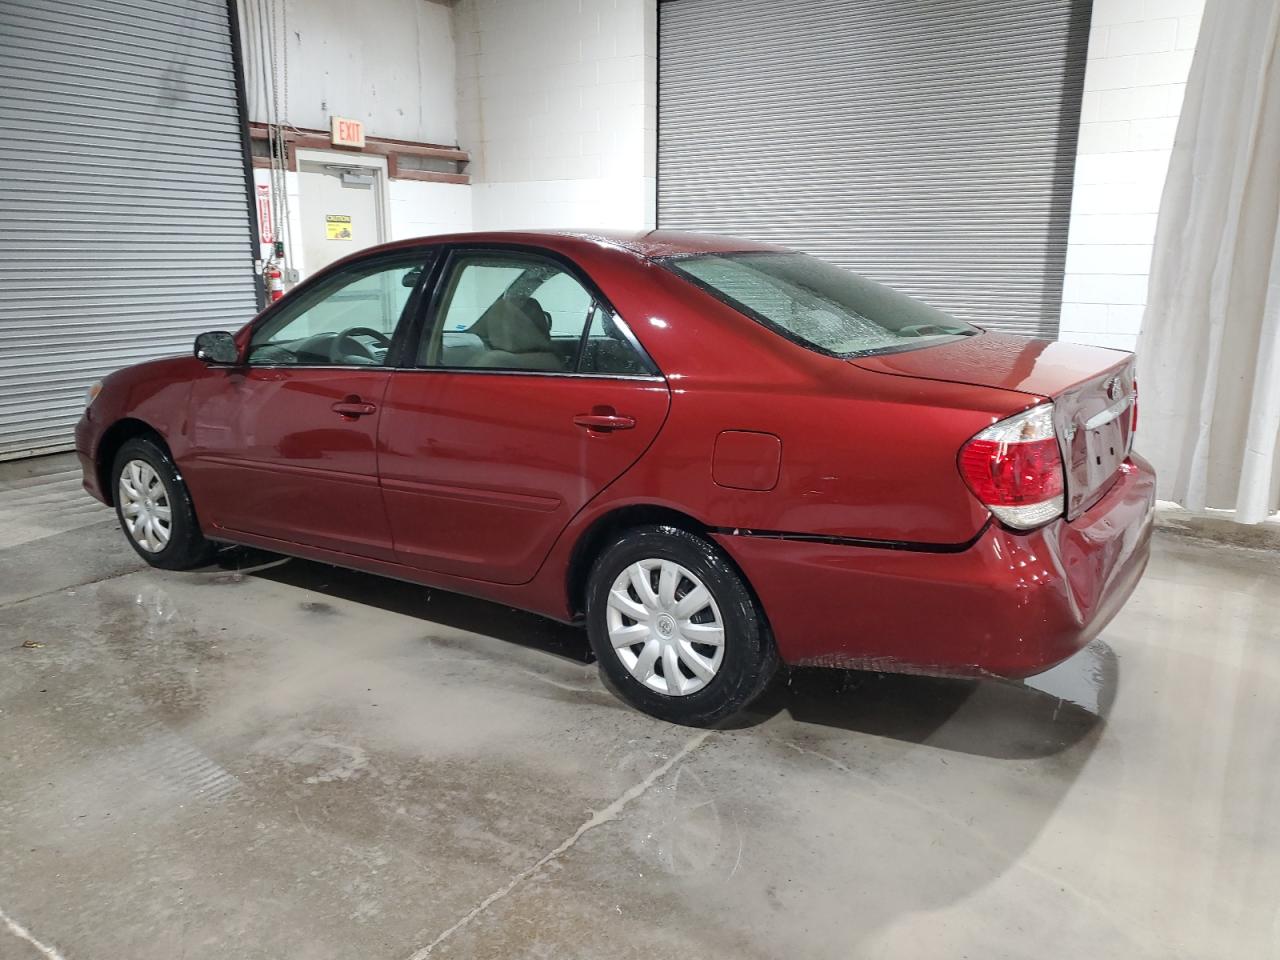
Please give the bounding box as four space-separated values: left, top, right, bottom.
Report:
1060 0 1205 349
388 180 473 240
455 0 657 230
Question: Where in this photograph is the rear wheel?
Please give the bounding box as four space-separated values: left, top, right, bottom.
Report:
112 436 217 570
586 525 777 725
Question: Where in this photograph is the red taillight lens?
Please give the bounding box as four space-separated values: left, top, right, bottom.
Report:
959 404 1065 530
960 436 1064 504
1130 378 1139 435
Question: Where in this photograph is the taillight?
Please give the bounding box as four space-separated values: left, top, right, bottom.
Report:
1130 377 1139 435
959 403 1065 530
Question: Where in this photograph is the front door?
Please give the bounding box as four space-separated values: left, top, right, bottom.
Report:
378 248 670 584
184 250 433 559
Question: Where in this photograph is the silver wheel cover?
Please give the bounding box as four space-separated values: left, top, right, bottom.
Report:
118 459 173 554
605 558 725 696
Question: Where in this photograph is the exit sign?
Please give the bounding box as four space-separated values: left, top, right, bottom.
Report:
330 116 365 148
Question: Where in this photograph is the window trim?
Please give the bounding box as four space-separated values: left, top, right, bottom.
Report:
405 242 662 379
244 248 440 370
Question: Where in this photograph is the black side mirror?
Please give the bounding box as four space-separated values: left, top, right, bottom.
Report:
194 331 239 365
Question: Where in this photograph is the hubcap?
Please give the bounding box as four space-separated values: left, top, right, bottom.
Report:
118 459 172 554
605 558 725 697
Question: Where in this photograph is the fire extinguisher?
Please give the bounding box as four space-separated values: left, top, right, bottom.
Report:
264 261 285 302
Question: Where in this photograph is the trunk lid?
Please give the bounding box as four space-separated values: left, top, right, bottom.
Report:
853 332 1136 519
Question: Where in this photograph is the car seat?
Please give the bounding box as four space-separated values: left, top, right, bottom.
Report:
468 296 561 371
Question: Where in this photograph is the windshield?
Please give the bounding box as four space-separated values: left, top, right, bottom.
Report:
665 251 978 357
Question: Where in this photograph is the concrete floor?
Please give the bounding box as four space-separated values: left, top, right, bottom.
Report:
1 454 1277 960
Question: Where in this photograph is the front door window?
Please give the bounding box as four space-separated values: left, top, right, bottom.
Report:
248 254 429 366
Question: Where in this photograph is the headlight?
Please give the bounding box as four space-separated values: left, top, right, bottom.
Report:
85 381 103 408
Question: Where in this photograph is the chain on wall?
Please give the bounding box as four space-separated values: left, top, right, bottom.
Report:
251 0 294 268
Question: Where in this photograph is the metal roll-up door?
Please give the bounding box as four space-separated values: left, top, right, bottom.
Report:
658 0 1090 337
0 0 258 459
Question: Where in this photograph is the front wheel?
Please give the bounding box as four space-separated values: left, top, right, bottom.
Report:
112 436 217 570
585 525 778 725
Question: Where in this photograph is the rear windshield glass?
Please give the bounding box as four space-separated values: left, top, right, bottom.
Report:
665 252 978 357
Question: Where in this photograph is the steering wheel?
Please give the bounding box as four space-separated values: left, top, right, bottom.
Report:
330 326 392 364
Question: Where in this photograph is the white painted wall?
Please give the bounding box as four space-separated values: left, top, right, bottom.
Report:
239 0 459 145
1059 0 1205 350
240 0 471 285
388 179 473 240
454 0 657 230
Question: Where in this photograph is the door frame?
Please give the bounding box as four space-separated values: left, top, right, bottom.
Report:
295 148 392 278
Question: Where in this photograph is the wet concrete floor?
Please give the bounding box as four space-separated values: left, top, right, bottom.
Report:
1 454 1277 959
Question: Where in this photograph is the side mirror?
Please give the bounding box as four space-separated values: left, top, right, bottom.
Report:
194 331 239 365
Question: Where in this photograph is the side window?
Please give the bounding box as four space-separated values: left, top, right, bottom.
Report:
436 264 525 333
248 253 429 366
532 271 594 336
421 252 591 372
578 305 656 376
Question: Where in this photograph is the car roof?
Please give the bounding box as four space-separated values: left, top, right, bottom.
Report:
377 229 790 260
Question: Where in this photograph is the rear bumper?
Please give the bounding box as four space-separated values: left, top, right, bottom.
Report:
715 453 1156 678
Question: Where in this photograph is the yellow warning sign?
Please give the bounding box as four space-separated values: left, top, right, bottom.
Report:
325 215 352 240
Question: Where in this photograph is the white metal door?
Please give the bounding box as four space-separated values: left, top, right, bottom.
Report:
298 156 388 279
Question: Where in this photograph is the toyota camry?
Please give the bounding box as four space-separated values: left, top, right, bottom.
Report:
76 230 1154 725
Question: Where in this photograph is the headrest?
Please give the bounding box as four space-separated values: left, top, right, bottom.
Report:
487 297 554 353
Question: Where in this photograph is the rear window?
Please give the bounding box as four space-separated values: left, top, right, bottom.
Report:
665 251 978 357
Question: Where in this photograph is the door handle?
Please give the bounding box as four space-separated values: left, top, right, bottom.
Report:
332 399 377 418
573 412 636 432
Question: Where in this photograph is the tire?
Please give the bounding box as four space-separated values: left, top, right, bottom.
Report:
585 524 778 726
111 436 217 570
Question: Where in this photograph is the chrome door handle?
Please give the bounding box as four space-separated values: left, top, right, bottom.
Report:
332 400 377 418
573 413 636 432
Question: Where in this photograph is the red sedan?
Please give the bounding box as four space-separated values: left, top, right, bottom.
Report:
76 231 1154 724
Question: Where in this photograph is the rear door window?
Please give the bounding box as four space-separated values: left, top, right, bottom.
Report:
417 250 657 376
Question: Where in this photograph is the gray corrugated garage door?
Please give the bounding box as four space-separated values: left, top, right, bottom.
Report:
658 0 1090 337
0 0 258 459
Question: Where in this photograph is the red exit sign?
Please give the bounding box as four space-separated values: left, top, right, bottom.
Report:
330 116 366 148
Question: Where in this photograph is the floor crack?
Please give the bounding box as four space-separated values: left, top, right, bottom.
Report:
405 729 712 959
1 905 67 960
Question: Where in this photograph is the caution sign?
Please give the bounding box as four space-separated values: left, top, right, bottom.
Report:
325 214 353 240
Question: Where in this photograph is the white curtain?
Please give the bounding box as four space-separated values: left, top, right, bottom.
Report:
1137 0 1280 523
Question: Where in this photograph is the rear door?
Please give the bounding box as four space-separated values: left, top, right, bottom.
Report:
378 247 670 584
